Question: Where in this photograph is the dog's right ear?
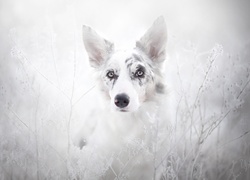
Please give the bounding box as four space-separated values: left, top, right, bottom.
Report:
82 25 114 68
136 16 167 63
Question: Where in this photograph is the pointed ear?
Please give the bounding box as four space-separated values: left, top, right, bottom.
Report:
136 16 167 63
82 25 114 68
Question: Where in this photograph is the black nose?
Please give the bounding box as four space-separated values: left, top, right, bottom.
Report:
114 94 130 108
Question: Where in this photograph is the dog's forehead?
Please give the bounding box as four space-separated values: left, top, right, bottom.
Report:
108 50 143 68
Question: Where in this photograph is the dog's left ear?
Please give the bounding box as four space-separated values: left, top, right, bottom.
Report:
136 16 167 63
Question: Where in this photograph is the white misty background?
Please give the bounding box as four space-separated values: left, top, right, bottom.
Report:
0 0 250 179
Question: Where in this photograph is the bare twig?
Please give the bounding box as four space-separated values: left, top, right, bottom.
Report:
9 32 70 100
219 130 250 149
7 107 67 164
67 27 77 157
49 21 62 89
72 85 96 107
193 45 222 112
35 89 41 180
237 78 250 99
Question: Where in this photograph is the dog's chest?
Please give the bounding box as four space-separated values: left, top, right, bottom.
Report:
88 109 157 152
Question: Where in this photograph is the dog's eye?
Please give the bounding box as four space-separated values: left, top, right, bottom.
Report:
107 71 115 79
135 70 144 78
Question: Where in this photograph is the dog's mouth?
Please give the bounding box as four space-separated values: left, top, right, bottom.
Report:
119 109 128 112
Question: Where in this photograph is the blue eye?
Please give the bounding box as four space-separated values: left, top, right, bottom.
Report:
136 70 144 77
107 71 115 79
135 70 144 77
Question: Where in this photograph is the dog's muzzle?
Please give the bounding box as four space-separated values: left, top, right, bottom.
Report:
114 93 130 109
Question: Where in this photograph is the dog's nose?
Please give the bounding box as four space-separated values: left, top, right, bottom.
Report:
114 93 130 108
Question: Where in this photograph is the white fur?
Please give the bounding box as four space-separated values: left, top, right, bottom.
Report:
74 16 173 179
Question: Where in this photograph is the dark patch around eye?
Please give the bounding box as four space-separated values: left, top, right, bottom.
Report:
136 64 145 70
112 78 118 88
135 65 146 77
130 65 146 79
105 69 119 88
138 79 143 86
130 65 147 87
106 69 117 77
107 71 114 79
155 83 165 94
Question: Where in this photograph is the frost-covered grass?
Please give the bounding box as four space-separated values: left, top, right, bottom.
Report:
1 1 250 179
163 43 250 180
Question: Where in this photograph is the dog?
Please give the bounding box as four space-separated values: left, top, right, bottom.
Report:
74 16 173 180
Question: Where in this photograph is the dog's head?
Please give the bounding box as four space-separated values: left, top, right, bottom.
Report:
82 17 167 112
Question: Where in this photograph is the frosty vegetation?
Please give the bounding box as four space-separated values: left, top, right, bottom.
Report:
1 1 250 180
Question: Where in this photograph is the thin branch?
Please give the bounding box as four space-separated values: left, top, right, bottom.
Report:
72 85 96 107
153 116 160 180
35 90 41 180
10 33 70 100
219 130 250 149
201 110 231 144
7 107 67 163
192 45 223 116
237 78 250 99
50 22 62 89
67 28 77 157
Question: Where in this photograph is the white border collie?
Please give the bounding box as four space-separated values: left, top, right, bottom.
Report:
74 17 173 179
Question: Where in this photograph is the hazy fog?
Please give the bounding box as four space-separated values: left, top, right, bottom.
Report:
0 0 250 179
